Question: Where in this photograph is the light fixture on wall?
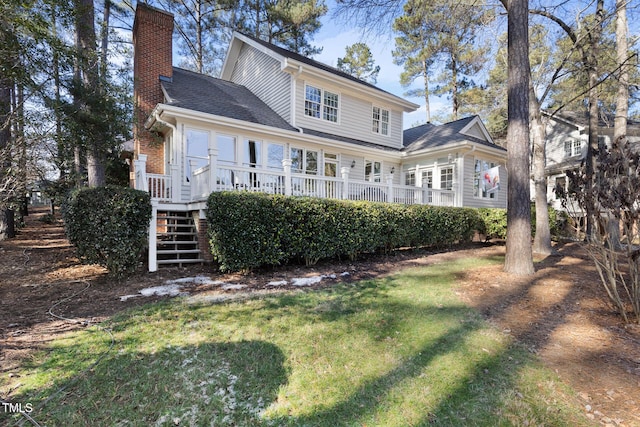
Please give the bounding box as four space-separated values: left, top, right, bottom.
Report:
390 166 395 174
351 160 356 168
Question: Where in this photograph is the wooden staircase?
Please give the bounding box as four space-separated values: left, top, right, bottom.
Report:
156 211 205 267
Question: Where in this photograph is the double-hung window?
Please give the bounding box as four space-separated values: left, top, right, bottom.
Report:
564 139 582 157
372 106 389 135
305 84 339 122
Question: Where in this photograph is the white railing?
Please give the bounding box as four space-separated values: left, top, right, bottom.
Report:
292 173 342 199
216 165 287 195
135 157 458 207
347 181 389 202
147 173 172 201
191 165 210 201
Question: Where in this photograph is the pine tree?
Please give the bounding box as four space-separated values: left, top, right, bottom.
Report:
337 43 380 84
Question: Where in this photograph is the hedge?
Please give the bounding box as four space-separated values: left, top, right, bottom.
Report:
477 204 565 240
206 192 482 272
62 186 152 278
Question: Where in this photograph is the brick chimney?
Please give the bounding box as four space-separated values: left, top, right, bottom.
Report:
133 3 173 175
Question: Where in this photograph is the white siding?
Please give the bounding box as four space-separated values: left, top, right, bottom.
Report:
545 120 584 168
295 78 404 150
229 44 291 122
460 155 507 209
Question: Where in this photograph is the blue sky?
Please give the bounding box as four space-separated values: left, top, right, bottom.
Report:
310 8 447 128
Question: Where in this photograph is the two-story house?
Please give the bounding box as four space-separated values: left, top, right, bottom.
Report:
131 4 507 270
543 111 640 213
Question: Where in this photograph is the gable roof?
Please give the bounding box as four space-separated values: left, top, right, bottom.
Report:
544 110 640 136
403 116 506 153
161 67 297 132
222 32 418 112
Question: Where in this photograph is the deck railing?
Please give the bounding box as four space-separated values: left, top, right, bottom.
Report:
135 155 457 207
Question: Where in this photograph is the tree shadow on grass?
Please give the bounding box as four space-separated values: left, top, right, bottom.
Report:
9 341 287 427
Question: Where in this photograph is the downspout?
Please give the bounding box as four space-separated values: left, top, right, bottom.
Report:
152 110 178 167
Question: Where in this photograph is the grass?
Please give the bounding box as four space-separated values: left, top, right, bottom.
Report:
3 256 595 426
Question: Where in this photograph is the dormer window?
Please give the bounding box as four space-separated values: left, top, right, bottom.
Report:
305 84 339 122
372 106 389 135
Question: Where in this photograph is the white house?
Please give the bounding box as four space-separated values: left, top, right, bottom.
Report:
542 110 640 212
131 3 508 269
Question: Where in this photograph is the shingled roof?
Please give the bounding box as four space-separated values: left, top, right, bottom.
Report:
403 116 506 153
161 67 298 132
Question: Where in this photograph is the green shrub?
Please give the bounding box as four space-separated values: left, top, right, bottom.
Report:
206 192 484 272
62 186 151 278
477 204 565 240
206 192 287 272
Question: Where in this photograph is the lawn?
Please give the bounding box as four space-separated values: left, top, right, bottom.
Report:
5 256 593 426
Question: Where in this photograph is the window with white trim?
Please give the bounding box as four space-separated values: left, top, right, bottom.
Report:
405 170 416 186
564 139 582 157
304 84 339 122
267 143 284 170
291 147 318 174
365 160 382 182
440 167 453 190
372 106 389 135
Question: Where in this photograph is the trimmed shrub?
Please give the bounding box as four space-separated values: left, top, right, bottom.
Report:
206 192 484 272
62 186 151 278
477 204 565 240
206 192 287 272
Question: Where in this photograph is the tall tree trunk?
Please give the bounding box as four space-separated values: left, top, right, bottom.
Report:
503 0 534 275
0 79 15 240
614 0 628 140
530 82 552 255
451 54 458 120
75 0 106 187
584 0 604 241
607 0 629 247
422 59 431 122
100 0 111 81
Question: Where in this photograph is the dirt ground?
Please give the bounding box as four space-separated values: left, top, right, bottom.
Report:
1 206 640 426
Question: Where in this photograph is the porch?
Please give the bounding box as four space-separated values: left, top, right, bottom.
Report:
133 154 456 206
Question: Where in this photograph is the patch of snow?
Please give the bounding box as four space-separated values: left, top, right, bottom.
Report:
139 284 185 297
291 275 324 287
221 284 247 291
266 280 288 287
340 271 350 277
119 294 140 302
165 275 221 286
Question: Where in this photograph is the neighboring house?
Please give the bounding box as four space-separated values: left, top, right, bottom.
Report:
131 4 507 270
542 110 640 212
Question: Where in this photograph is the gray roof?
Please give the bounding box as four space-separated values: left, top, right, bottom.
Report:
301 128 401 152
403 116 506 153
161 67 298 132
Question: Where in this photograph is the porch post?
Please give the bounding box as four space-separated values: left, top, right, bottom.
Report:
134 154 148 192
208 147 218 194
341 166 350 200
148 200 158 272
170 164 180 202
282 159 292 196
386 175 394 203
